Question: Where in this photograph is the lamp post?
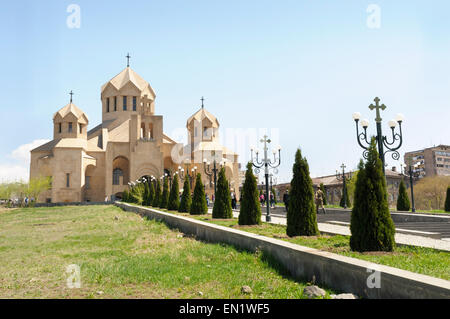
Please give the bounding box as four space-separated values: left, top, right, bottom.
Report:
203 151 223 198
352 97 404 176
335 164 353 209
251 135 281 222
178 161 197 189
403 159 422 213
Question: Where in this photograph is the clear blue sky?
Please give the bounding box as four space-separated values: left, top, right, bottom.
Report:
1 0 449 183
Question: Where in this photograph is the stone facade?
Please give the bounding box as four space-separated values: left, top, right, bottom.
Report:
30 66 240 203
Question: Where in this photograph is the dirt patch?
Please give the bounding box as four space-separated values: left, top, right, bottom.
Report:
230 224 264 229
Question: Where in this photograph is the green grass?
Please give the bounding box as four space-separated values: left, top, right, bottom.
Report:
0 205 334 299
151 206 450 281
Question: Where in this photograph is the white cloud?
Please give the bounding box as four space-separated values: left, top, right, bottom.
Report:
0 139 50 183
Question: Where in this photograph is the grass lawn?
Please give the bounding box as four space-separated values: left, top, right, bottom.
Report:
151 207 450 281
0 205 334 299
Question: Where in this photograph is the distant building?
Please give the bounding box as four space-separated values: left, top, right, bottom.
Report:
404 145 450 178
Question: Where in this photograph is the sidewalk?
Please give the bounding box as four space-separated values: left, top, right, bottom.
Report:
207 208 450 252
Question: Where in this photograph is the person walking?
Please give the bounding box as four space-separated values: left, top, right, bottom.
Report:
315 187 326 214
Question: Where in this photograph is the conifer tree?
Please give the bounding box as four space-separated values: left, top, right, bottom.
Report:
142 182 150 206
286 149 319 237
238 162 261 225
148 180 155 206
168 175 180 211
122 190 129 202
179 177 192 213
212 167 232 219
152 179 161 207
396 180 410 211
159 178 169 209
350 138 396 252
445 186 450 212
320 183 327 205
190 173 207 215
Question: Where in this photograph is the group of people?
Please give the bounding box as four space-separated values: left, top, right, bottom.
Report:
204 192 238 210
259 192 276 208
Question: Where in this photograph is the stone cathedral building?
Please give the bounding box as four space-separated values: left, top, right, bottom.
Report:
30 65 240 203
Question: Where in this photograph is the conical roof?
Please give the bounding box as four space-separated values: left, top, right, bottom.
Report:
53 103 88 123
186 107 219 128
101 67 153 94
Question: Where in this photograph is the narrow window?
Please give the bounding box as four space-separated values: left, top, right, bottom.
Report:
68 122 73 133
123 96 127 111
79 124 82 134
114 97 117 111
66 173 70 188
113 168 123 185
58 123 62 133
133 96 137 111
85 176 91 189
106 98 110 112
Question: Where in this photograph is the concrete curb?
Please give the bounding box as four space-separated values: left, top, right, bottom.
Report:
116 202 450 299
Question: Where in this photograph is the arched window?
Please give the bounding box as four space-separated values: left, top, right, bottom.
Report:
113 168 123 185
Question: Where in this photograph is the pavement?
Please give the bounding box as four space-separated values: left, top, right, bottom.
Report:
207 207 450 251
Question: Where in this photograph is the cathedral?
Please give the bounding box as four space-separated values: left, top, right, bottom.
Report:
30 63 240 203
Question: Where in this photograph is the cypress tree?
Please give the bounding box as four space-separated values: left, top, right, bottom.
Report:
168 175 180 211
339 182 351 208
445 186 450 212
350 138 396 252
286 149 319 237
238 162 261 225
122 190 129 202
212 167 233 219
396 180 410 211
142 182 150 206
320 183 327 205
153 179 161 207
179 177 192 213
190 173 208 215
159 178 169 209
147 181 155 206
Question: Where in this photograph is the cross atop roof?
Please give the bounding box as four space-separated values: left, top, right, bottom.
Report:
126 53 131 68
201 96 205 109
69 90 74 103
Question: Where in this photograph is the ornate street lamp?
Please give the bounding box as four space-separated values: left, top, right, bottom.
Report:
203 151 224 197
335 163 353 209
178 160 197 189
251 135 281 222
352 97 404 176
402 159 422 213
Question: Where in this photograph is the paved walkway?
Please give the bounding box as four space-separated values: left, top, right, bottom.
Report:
207 208 450 252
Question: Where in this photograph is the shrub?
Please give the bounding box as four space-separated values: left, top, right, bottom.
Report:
152 180 161 207
286 149 319 237
212 167 232 219
168 175 180 211
159 178 169 209
350 138 395 252
238 162 261 225
396 180 410 211
190 173 208 215
179 177 192 213
339 181 351 208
